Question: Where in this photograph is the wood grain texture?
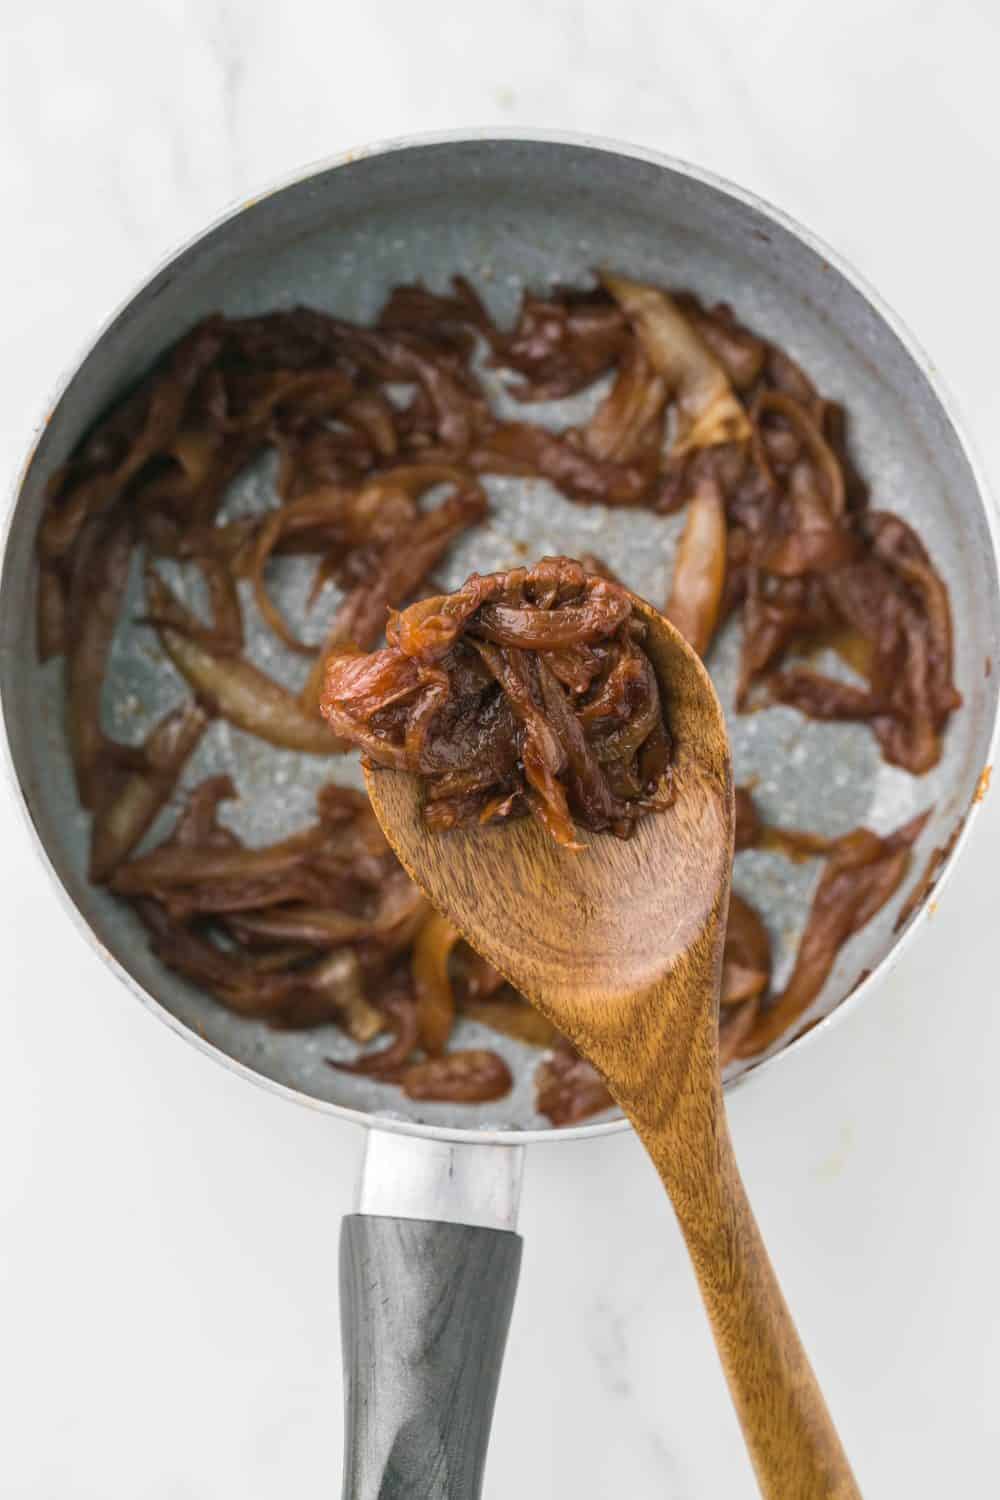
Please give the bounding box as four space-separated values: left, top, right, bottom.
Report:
340 1216 522 1500
367 598 862 1499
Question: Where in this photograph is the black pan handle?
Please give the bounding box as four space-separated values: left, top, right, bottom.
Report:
339 1214 522 1499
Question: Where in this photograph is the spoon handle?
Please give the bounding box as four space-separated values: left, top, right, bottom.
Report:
632 1090 862 1499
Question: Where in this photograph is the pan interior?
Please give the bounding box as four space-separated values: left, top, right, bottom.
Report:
3 138 997 1134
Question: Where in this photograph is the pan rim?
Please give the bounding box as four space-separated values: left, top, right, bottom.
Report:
3 125 998 1145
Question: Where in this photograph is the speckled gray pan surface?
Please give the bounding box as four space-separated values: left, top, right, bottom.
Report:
3 135 998 1137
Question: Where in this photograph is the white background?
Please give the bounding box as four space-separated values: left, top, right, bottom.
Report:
3 3 999 1495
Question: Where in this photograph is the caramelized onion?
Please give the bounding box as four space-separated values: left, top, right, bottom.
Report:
412 910 462 1055
462 996 559 1048
251 465 471 654
476 283 627 401
39 270 961 1122
603 273 751 454
297 950 385 1041
327 992 420 1080
89 701 208 883
321 559 673 848
665 476 727 657
536 1040 614 1126
737 811 930 1057
145 569 344 755
66 514 134 809
299 483 488 714
734 786 762 851
585 341 667 465
722 893 771 1008
402 1049 514 1103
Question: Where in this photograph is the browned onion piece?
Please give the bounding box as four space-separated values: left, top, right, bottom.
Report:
37 322 224 565
589 656 661 766
454 949 506 1001
473 639 581 851
679 296 766 391
226 878 427 950
770 668 886 725
462 996 560 1048
578 553 626 585
602 273 751 454
733 784 836 863
89 701 209 883
134 896 378 1030
134 904 296 1014
488 285 628 401
476 594 631 650
171 872 339 920
251 465 468 653
735 573 834 708
738 497 959 772
585 341 667 464
665 476 727 657
225 367 354 432
722 893 771 1007
411 910 461 1055
754 390 846 520
471 422 652 506
145 569 344 755
378 276 496 357
146 553 246 656
760 824 838 862
536 1039 614 1125
110 824 330 894
196 556 244 654
120 783 425 1035
37 565 67 661
737 811 930 1057
315 319 488 453
292 950 384 1041
734 785 761 850
326 992 420 1079
535 652 659 837
63 514 135 809
299 482 488 714
402 1049 514 1103
718 998 762 1067
170 776 239 850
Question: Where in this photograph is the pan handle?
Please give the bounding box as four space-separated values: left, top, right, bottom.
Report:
340 1133 524 1500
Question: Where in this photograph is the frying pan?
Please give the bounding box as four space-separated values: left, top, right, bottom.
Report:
3 131 999 1497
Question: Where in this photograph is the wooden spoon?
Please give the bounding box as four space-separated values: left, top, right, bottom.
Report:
364 596 862 1500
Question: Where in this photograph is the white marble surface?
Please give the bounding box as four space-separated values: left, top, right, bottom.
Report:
3 2 1000 1494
